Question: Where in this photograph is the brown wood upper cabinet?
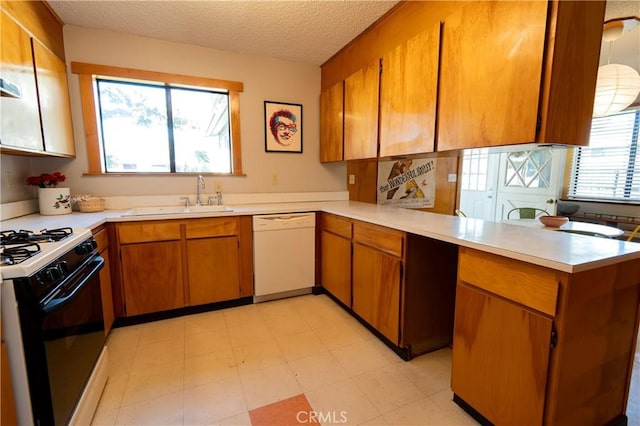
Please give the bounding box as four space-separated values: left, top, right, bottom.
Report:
319 81 344 162
320 1 605 159
344 60 380 160
32 39 75 156
0 11 44 152
0 3 75 157
438 1 605 150
379 24 440 157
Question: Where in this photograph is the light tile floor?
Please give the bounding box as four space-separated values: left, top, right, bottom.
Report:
91 294 640 426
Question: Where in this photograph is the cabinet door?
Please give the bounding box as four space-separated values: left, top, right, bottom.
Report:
321 231 351 307
121 241 184 316
438 1 548 151
1 342 18 426
451 284 552 425
32 39 75 156
0 11 43 151
320 81 344 162
99 249 115 335
344 60 379 160
352 243 401 343
380 24 440 157
187 237 240 305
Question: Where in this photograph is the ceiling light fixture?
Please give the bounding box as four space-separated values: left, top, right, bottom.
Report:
592 18 640 118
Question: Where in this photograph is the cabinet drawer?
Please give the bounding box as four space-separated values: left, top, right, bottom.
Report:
458 247 559 317
322 213 352 238
185 217 238 239
118 222 181 244
93 228 109 252
353 221 404 257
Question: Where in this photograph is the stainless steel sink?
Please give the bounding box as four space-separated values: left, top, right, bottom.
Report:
122 205 233 216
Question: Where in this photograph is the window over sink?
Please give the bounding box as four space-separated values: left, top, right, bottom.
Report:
71 62 244 175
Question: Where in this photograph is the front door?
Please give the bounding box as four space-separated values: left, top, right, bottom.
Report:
494 149 565 220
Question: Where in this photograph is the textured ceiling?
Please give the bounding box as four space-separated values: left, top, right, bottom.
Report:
600 1 639 71
604 0 640 21
47 0 399 65
45 0 640 68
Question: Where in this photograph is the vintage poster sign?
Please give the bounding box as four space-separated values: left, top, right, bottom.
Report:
377 158 436 208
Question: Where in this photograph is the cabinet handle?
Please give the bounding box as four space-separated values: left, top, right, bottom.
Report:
550 329 558 348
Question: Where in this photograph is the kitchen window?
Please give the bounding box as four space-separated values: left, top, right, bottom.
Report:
567 108 640 203
71 62 244 175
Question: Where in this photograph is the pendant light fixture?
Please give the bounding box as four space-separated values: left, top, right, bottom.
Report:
593 18 640 118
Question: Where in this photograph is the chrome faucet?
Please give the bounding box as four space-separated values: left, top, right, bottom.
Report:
195 175 205 206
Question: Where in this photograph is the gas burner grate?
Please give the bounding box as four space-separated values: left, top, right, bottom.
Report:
0 227 73 245
0 243 41 265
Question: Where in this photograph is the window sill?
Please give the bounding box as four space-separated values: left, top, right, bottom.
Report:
561 198 640 207
82 172 247 177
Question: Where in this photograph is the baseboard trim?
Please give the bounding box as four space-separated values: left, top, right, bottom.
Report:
112 297 253 328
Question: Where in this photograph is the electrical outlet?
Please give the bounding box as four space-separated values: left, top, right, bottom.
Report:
348 174 356 185
447 173 457 183
272 173 279 186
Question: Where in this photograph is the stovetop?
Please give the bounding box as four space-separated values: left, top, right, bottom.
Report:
0 228 92 279
1 227 73 247
1 228 74 267
1 243 42 266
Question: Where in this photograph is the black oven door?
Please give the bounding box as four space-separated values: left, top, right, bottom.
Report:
16 254 105 426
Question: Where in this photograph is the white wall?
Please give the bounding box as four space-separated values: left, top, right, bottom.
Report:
0 155 37 203
30 25 345 198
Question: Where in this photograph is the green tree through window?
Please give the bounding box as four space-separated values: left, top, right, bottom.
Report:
96 78 231 173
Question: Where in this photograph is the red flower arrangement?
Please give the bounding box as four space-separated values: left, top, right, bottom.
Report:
26 172 66 188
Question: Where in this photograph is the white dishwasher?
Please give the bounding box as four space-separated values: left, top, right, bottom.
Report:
252 212 316 302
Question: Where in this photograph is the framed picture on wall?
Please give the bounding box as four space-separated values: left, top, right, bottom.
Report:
264 101 303 153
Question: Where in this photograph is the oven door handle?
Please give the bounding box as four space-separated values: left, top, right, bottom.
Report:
42 255 105 314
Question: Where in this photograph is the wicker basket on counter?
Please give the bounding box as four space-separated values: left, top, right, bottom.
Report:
76 197 105 213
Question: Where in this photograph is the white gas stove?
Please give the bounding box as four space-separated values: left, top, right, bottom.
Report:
0 227 92 279
1 226 107 425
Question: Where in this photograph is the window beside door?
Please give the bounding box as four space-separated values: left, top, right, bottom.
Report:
461 149 490 191
568 108 640 203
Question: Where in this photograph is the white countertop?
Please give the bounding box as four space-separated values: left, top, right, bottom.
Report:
503 218 624 238
2 201 639 273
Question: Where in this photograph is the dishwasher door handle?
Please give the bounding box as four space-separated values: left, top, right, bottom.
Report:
262 215 311 221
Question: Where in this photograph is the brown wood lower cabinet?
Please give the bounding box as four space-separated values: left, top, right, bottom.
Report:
1 339 18 426
352 242 401 344
319 213 458 358
93 226 115 334
114 217 252 317
320 214 351 307
121 240 185 316
452 283 552 425
452 247 640 425
187 237 240 305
